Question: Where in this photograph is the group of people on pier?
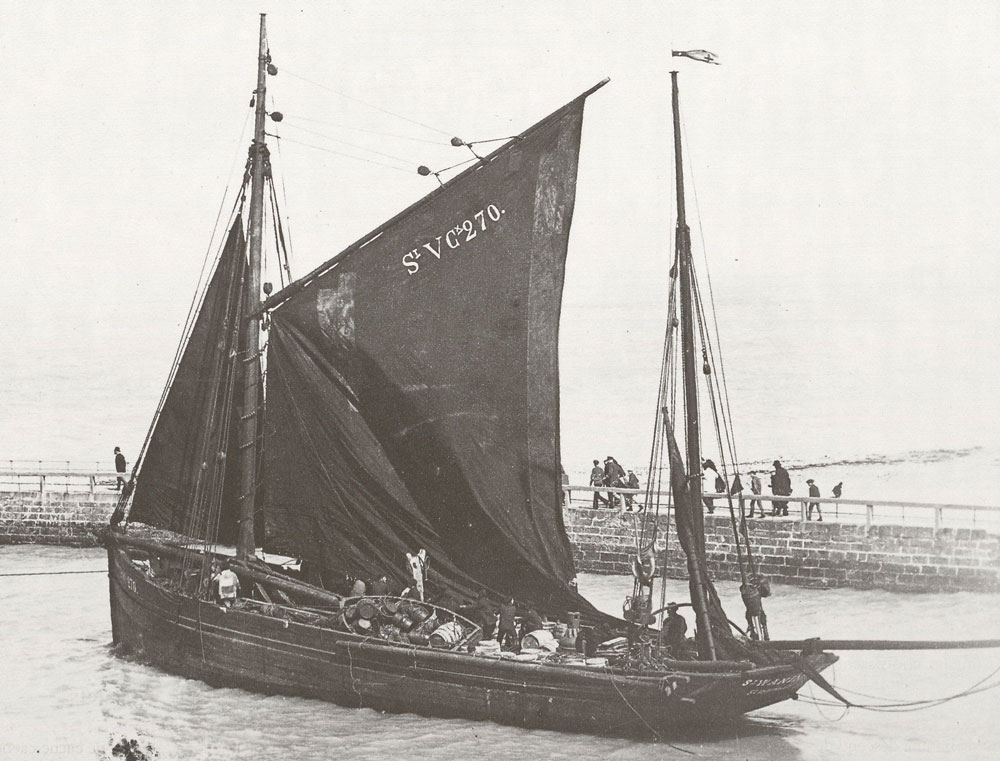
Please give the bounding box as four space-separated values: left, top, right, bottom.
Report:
704 458 844 520
581 455 844 521
589 456 642 510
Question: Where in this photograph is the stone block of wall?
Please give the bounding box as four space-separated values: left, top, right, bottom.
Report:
564 507 1000 593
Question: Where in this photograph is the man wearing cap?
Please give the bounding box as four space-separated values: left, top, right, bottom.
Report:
624 469 642 511
603 456 625 508
590 460 609 508
807 478 823 521
770 460 792 516
663 603 687 652
114 447 127 491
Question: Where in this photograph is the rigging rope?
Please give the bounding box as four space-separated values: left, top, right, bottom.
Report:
281 67 453 137
280 121 428 166
281 114 448 145
267 133 413 174
798 661 1000 712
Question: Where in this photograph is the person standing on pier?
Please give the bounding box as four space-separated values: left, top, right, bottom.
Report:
770 460 791 516
590 460 609 508
625 469 642 511
833 481 843 499
114 447 127 491
748 471 764 517
806 478 823 521
603 456 625 508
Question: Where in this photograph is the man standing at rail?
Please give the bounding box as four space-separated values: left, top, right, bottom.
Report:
114 447 127 491
770 460 791 516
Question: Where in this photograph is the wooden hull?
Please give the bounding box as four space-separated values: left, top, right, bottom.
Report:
106 539 836 738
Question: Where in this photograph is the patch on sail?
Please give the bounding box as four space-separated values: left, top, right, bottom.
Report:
317 272 356 343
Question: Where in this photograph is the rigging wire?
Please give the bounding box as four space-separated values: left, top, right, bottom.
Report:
267 133 414 174
281 67 453 137
125 107 254 495
682 113 743 473
268 92 295 275
281 114 448 146
279 121 426 166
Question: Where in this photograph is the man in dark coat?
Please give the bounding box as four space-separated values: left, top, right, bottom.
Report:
498 598 519 651
590 460 609 508
114 447 127 491
624 469 642 510
604 456 625 507
663 603 688 652
807 478 823 521
770 460 792 516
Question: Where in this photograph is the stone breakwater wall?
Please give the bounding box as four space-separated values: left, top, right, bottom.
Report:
565 508 1000 593
0 491 118 546
4 493 999 593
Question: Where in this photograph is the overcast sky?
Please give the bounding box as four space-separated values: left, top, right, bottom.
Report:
2 0 998 468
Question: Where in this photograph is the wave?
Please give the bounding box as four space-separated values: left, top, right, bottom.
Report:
737 446 983 474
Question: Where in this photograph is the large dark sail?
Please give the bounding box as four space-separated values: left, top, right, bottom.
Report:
128 220 249 544
264 94 599 613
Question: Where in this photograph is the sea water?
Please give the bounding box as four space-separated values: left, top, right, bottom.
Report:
0 545 997 760
2 291 997 507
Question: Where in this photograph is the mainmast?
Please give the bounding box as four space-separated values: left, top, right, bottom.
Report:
670 71 716 660
237 14 269 559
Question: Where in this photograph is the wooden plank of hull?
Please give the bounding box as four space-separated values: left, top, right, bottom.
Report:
106 544 833 736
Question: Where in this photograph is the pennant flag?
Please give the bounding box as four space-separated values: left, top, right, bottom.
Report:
672 49 720 65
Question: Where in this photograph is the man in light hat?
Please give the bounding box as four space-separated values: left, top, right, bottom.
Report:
806 478 822 521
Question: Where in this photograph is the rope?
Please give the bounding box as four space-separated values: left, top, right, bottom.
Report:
798 662 1000 712
281 114 448 145
279 121 422 165
281 67 453 137
0 570 105 577
267 133 413 174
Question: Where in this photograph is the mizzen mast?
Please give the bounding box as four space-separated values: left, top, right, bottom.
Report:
237 14 269 559
670 70 716 660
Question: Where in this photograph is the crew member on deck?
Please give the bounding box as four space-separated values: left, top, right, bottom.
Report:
663 602 688 652
213 564 240 607
498 598 519 651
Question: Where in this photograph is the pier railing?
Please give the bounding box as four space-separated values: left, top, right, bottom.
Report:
2 467 997 532
0 466 124 499
564 485 1000 533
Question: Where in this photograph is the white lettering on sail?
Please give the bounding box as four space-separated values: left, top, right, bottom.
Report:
401 203 505 275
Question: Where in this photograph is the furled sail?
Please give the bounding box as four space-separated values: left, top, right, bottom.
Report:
128 220 250 544
264 93 601 614
663 415 754 661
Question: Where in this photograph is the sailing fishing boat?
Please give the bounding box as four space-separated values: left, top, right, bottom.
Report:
105 17 838 738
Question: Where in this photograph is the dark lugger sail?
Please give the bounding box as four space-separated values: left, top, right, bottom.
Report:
106 16 839 738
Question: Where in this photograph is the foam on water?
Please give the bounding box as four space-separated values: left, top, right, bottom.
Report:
1 546 998 760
